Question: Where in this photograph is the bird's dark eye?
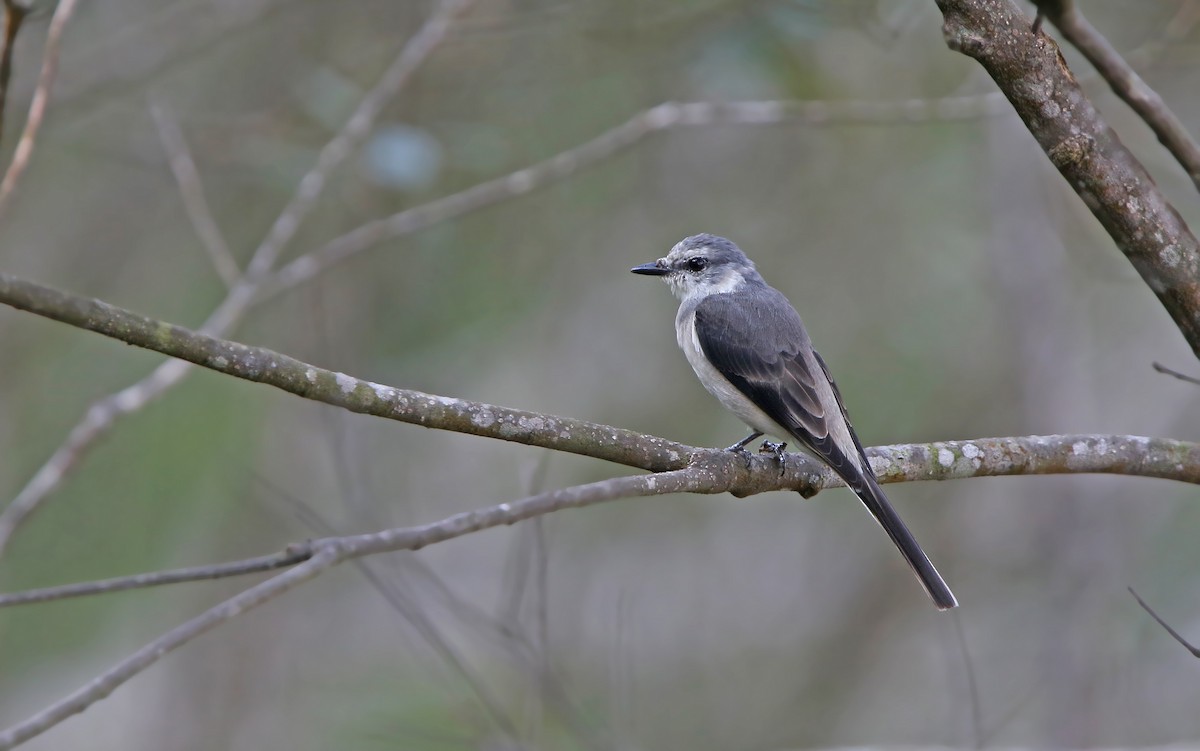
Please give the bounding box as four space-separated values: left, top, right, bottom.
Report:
685 257 707 272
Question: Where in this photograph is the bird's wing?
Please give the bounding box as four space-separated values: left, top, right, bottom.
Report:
694 290 958 610
692 289 864 483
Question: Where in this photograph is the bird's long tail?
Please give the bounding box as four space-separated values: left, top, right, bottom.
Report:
848 471 958 610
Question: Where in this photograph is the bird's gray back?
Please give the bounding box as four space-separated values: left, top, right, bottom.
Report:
680 283 811 360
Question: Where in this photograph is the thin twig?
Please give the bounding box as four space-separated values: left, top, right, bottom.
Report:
1128 586 1200 658
1153 360 1200 386
0 545 315 606
0 0 29 144
149 98 240 288
950 612 984 748
0 470 698 750
1034 0 1200 192
0 0 79 221
0 0 474 558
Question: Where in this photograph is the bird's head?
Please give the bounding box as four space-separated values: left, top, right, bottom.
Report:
631 233 761 301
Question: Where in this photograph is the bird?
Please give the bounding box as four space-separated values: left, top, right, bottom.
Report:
631 233 957 610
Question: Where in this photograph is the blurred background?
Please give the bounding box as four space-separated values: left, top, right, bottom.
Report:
0 0 1199 748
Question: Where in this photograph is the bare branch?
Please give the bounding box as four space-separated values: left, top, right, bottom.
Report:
0 470 697 750
1033 0 1200 191
935 0 1200 358
149 99 240 288
0 269 694 470
1128 586 1200 658
0 0 79 221
0 544 315 606
865 434 1200 486
0 0 473 557
263 94 1012 298
1153 360 1200 386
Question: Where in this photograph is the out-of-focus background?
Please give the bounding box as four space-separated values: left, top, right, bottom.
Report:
1 0 1199 748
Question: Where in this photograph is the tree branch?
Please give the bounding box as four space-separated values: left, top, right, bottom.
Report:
1128 586 1200 658
1153 360 1200 386
0 0 79 222
0 269 695 471
0 545 315 606
935 0 1200 358
149 98 240 288
1033 0 1200 191
0 431 1196 610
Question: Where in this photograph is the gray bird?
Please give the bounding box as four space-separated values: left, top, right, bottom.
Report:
632 233 957 610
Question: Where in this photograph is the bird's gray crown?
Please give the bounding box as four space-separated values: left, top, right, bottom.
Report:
646 233 763 301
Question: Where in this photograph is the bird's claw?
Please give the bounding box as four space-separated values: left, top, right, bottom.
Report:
759 440 788 477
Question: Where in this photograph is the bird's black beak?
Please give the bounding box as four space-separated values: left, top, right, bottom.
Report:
631 261 670 276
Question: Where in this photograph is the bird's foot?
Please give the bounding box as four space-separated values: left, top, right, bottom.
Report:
759 440 788 477
724 432 763 468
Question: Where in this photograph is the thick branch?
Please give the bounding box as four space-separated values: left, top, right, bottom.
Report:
0 271 694 471
0 432 1196 609
936 0 1200 358
867 434 1200 485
